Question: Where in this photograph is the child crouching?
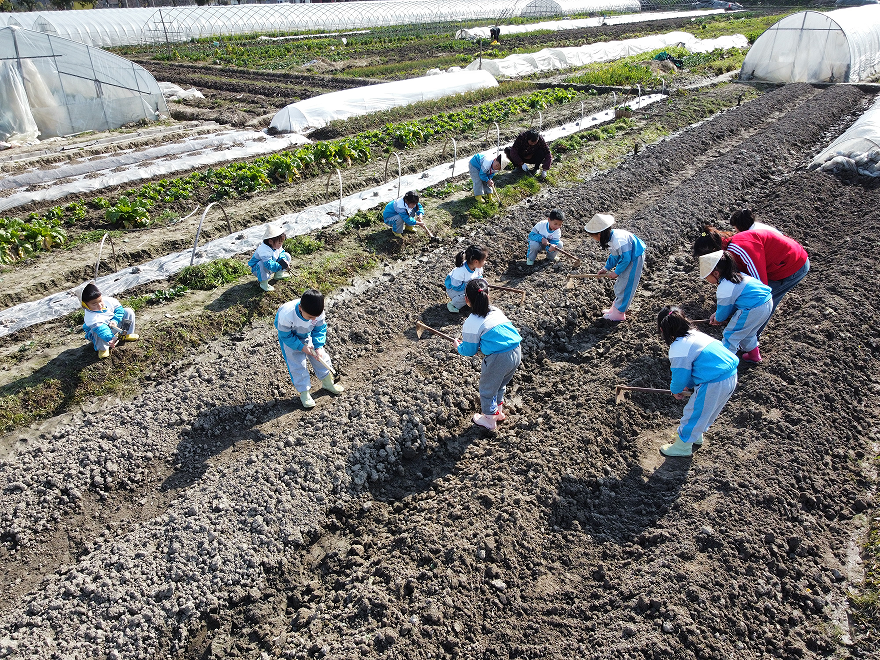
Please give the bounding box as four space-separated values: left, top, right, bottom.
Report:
275 290 344 408
657 306 738 457
79 281 139 359
444 245 488 313
249 222 291 292
526 209 564 266
456 279 522 431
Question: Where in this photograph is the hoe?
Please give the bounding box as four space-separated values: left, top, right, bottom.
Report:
614 385 692 405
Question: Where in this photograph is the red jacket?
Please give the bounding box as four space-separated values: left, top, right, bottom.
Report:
723 230 808 284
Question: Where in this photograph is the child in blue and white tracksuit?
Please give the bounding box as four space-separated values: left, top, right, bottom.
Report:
249 222 291 292
657 306 739 457
79 281 139 359
275 290 344 409
444 245 488 313
468 152 503 201
455 279 522 431
526 209 564 265
584 213 645 322
700 250 773 364
382 191 425 236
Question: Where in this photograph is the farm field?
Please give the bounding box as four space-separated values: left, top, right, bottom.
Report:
0 9 878 660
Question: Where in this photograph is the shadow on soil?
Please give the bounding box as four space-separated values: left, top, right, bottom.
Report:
551 458 691 544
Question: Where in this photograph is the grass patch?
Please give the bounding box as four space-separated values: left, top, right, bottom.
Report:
284 235 325 256
175 258 250 290
851 511 880 628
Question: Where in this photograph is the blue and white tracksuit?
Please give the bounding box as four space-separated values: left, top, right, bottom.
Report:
468 153 498 196
275 300 332 393
382 197 424 234
604 229 645 312
669 330 739 444
526 220 563 262
248 243 291 283
458 307 522 415
444 263 483 309
715 275 773 353
82 296 135 352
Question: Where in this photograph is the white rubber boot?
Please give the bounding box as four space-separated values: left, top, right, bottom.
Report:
299 389 316 408
320 374 344 395
660 436 693 457
260 280 275 292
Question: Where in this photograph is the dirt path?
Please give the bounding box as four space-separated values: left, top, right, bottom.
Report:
0 82 876 659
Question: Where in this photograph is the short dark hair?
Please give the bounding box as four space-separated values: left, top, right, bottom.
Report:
82 282 101 302
730 208 756 232
524 129 540 142
692 226 729 258
456 245 488 268
598 227 612 249
657 305 693 346
403 191 419 205
716 251 743 284
548 209 565 222
300 289 324 317
465 278 491 317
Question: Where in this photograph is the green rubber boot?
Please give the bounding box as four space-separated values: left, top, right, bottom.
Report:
321 374 344 395
692 434 704 447
660 435 693 457
299 389 316 409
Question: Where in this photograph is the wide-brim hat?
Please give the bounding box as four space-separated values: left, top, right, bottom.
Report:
584 213 615 233
263 222 287 240
699 250 724 280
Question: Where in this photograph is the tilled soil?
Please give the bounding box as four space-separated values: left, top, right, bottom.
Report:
0 83 877 659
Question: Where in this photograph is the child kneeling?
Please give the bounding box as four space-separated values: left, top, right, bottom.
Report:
275 290 344 408
456 279 522 431
657 306 738 457
79 281 139 359
249 222 291 292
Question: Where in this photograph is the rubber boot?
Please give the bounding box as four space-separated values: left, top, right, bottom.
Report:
299 389 316 409
475 195 484 203
526 259 535 266
320 374 344 395
660 436 693 457
741 346 762 363
447 301 460 313
473 413 497 431
692 434 704 449
603 304 626 322
546 251 559 262
273 270 290 280
259 280 275 292
98 348 110 359
121 334 139 342
403 224 416 233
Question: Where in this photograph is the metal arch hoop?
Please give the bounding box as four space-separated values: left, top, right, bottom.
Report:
441 137 458 176
325 167 343 218
384 152 402 199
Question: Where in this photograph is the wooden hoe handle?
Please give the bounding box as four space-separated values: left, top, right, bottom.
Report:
415 320 457 343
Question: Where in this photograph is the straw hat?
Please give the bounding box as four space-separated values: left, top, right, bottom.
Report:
584 213 615 233
262 222 287 240
699 251 724 280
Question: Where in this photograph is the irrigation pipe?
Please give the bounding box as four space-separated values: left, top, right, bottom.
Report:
384 152 402 199
325 168 343 218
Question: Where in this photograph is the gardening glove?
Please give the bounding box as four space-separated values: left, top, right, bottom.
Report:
278 258 290 271
538 169 547 179
521 164 529 172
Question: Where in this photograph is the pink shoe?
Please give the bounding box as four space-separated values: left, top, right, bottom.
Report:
741 347 762 363
473 413 497 431
602 305 626 322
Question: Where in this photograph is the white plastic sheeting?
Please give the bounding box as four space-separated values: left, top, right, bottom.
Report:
269 69 499 134
5 1 639 49
810 94 880 176
456 9 730 40
466 31 748 77
740 7 880 83
0 93 666 336
0 131 311 214
0 26 167 140
159 81 205 102
0 60 40 145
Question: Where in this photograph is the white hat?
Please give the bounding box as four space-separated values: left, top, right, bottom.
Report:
584 213 615 233
699 251 724 280
262 222 286 240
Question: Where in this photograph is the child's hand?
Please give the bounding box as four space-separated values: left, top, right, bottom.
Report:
454 338 461 349
709 313 720 326
541 238 549 246
302 344 316 357
597 267 607 275
673 388 691 400
605 271 618 279
548 245 558 252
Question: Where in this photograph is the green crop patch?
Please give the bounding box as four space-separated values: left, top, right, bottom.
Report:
175 258 251 290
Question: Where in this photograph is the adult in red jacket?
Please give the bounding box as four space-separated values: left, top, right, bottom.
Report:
504 129 552 179
693 221 809 335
